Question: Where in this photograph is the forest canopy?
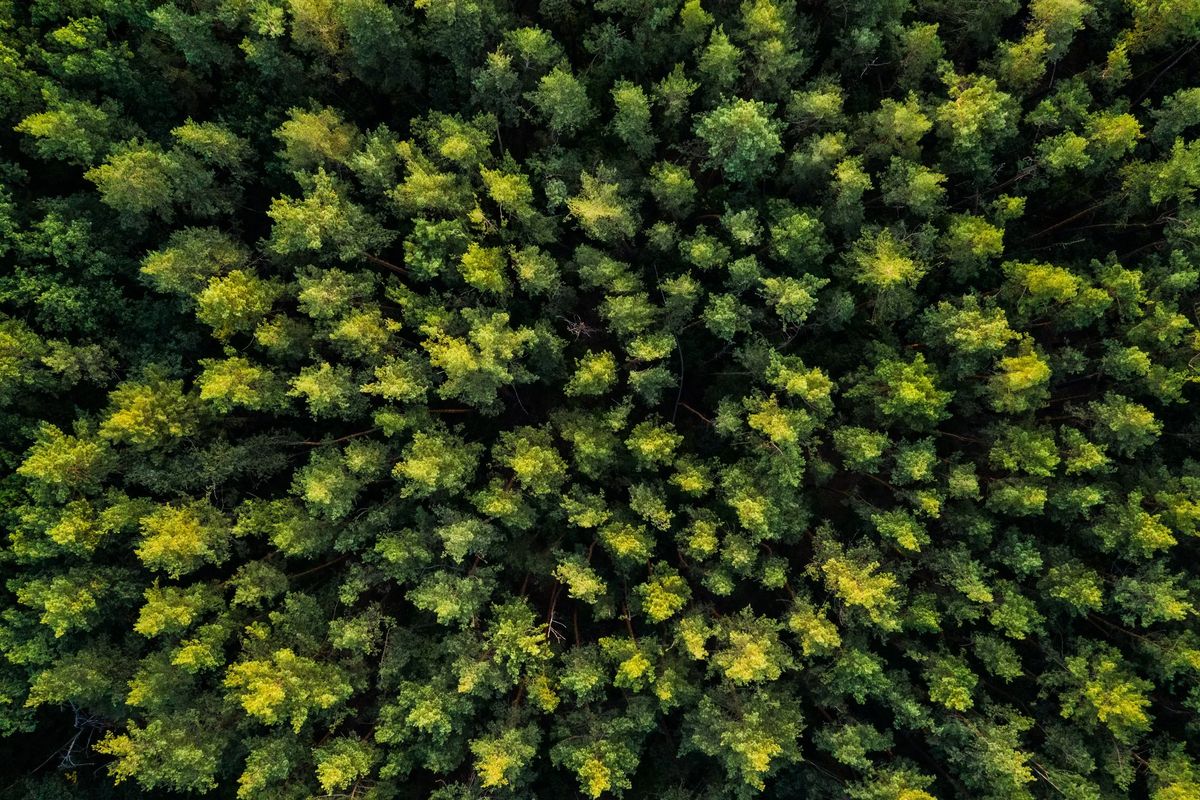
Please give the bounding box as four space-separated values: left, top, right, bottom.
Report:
1 0 1200 798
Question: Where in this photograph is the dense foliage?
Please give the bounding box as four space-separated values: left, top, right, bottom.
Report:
2 0 1200 797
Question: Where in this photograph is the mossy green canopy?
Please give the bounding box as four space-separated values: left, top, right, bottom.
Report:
1 0 1199 798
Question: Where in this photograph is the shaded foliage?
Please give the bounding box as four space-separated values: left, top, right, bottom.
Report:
1 1 1200 799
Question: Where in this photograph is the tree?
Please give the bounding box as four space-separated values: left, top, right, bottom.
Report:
695 98 785 182
268 168 393 261
527 64 595 138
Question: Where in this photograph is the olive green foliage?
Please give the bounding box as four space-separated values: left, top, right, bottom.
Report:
1 1 1200 799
